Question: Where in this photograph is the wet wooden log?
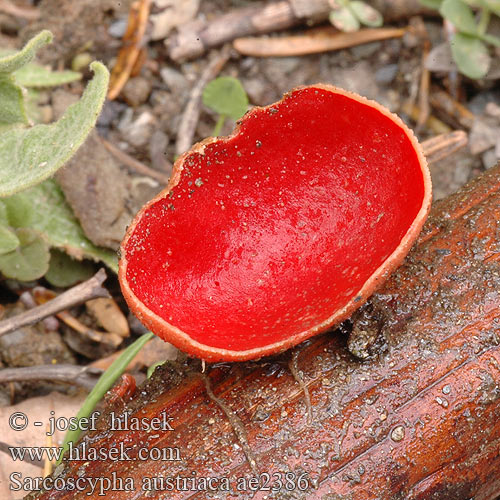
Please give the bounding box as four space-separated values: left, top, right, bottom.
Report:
30 164 500 499
167 0 432 61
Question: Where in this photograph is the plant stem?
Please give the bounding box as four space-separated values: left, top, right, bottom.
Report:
478 7 490 35
213 114 226 136
57 331 154 464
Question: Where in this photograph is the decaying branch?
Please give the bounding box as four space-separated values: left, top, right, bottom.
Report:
29 163 500 499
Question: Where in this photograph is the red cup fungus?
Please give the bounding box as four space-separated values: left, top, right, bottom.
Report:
119 84 432 362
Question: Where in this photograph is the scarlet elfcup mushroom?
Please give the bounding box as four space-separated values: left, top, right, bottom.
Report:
119 84 431 362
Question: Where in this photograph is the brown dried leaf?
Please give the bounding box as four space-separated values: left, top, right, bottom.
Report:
86 298 130 338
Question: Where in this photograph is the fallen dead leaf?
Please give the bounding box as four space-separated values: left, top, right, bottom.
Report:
233 26 405 57
86 298 130 338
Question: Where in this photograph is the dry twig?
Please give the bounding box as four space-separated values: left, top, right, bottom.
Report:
100 136 171 184
0 269 110 338
108 0 152 100
421 130 468 164
0 364 102 390
175 45 231 157
0 0 39 20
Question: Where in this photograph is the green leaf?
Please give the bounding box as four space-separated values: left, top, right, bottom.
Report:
202 77 249 121
0 222 20 254
2 179 118 272
147 360 166 379
45 249 95 287
0 227 49 281
0 30 52 74
13 63 81 88
419 0 444 8
349 1 383 27
0 75 28 125
440 0 478 35
0 61 109 197
57 331 155 464
451 32 491 78
329 6 361 32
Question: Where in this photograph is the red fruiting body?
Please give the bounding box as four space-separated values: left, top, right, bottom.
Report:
119 85 431 362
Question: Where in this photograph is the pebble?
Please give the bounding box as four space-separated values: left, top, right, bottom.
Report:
108 17 128 38
122 76 152 107
375 64 399 85
391 426 405 442
160 67 189 93
120 110 157 148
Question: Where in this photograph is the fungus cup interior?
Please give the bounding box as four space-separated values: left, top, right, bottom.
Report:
119 85 431 361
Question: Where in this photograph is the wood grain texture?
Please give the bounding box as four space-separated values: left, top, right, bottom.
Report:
29 165 500 500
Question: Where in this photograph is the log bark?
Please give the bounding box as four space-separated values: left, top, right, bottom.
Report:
29 165 500 499
167 0 433 61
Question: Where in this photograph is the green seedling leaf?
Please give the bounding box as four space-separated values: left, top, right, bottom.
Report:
2 179 118 272
349 1 383 27
440 0 478 35
202 77 249 121
147 360 166 379
0 30 52 74
0 227 49 281
14 63 81 88
451 32 491 78
419 0 444 8
45 249 95 287
0 61 109 197
329 6 360 32
57 331 154 464
0 223 20 254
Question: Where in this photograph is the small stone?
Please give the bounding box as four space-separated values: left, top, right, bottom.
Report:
120 111 157 148
160 67 189 93
122 76 152 107
375 64 399 85
149 130 170 172
391 425 405 442
482 149 498 170
469 119 500 155
350 41 381 60
108 17 128 38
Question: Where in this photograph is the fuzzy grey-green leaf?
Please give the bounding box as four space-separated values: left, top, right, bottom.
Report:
202 77 248 121
0 223 20 254
0 227 50 281
2 179 118 272
14 63 81 88
45 249 95 287
0 75 28 125
0 30 52 74
0 61 109 196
